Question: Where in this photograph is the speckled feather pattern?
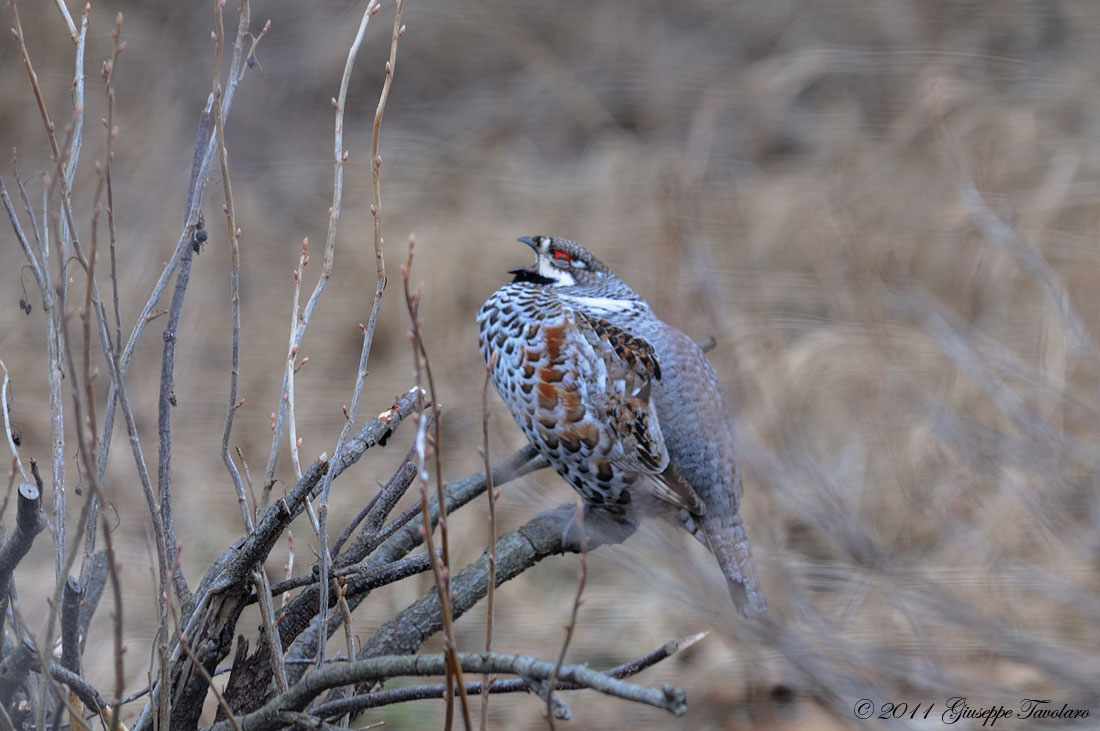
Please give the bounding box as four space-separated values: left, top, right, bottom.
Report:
477 236 766 616
477 283 660 513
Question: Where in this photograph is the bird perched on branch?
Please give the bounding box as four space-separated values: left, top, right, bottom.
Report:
477 235 766 617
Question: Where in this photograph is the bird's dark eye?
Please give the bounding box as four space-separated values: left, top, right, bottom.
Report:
551 251 572 268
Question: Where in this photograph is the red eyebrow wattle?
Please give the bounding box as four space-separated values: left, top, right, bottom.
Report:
553 251 571 261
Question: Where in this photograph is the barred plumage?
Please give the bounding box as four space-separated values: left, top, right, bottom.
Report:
477 235 766 616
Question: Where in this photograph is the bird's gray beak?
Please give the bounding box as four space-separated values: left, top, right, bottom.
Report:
508 236 541 275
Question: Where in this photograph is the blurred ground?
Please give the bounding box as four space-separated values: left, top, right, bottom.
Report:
3 0 1100 728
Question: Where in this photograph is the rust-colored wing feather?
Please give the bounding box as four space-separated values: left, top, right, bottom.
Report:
572 312 675 479
577 312 662 386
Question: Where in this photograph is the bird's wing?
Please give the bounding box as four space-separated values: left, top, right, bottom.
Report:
576 312 662 389
574 311 671 476
652 463 706 516
574 312 707 514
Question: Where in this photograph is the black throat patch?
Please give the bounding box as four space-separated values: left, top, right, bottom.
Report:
509 266 556 286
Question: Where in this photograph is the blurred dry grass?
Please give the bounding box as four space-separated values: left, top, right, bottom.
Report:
4 0 1100 728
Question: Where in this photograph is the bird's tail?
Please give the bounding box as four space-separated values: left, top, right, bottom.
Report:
699 511 767 617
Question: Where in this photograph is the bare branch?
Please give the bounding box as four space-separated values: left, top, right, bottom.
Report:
356 502 632 665
279 445 544 686
546 501 587 730
479 352 498 731
0 173 46 299
52 0 78 40
403 239 471 730
155 215 199 611
0 483 46 595
0 365 29 484
261 0 381 509
335 430 422 564
212 0 250 538
59 576 82 675
96 0 256 511
251 570 289 694
315 0 402 684
207 651 687 731
173 604 241 731
312 633 707 719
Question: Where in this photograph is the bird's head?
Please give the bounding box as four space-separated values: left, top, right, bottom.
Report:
508 235 612 288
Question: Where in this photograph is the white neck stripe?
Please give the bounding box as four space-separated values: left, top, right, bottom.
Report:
538 259 575 287
560 294 634 313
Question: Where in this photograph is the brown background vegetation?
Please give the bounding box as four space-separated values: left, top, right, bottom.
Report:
3 0 1100 728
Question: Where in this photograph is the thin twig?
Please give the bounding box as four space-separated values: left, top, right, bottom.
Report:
0 364 29 484
213 0 253 538
104 15 124 375
52 0 78 39
331 576 356 727
314 0 399 681
27 11 127 726
0 169 46 296
278 240 321 538
260 0 381 510
546 500 587 730
251 570 289 693
404 241 471 731
77 3 102 585
6 14 70 576
71 21 129 723
83 7 125 569
284 239 310 486
95 0 254 526
283 531 295 609
154 210 198 602
479 351 498 731
12 0 90 601
102 287 169 731
64 7 88 194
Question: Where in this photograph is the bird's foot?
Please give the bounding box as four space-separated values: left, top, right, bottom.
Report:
542 502 637 552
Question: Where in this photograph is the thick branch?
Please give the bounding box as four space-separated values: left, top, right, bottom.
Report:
59 576 82 675
311 633 706 719
357 503 632 663
280 445 547 680
335 437 421 563
154 389 420 730
206 387 420 595
0 484 46 592
207 652 686 731
0 638 35 707
48 663 108 714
